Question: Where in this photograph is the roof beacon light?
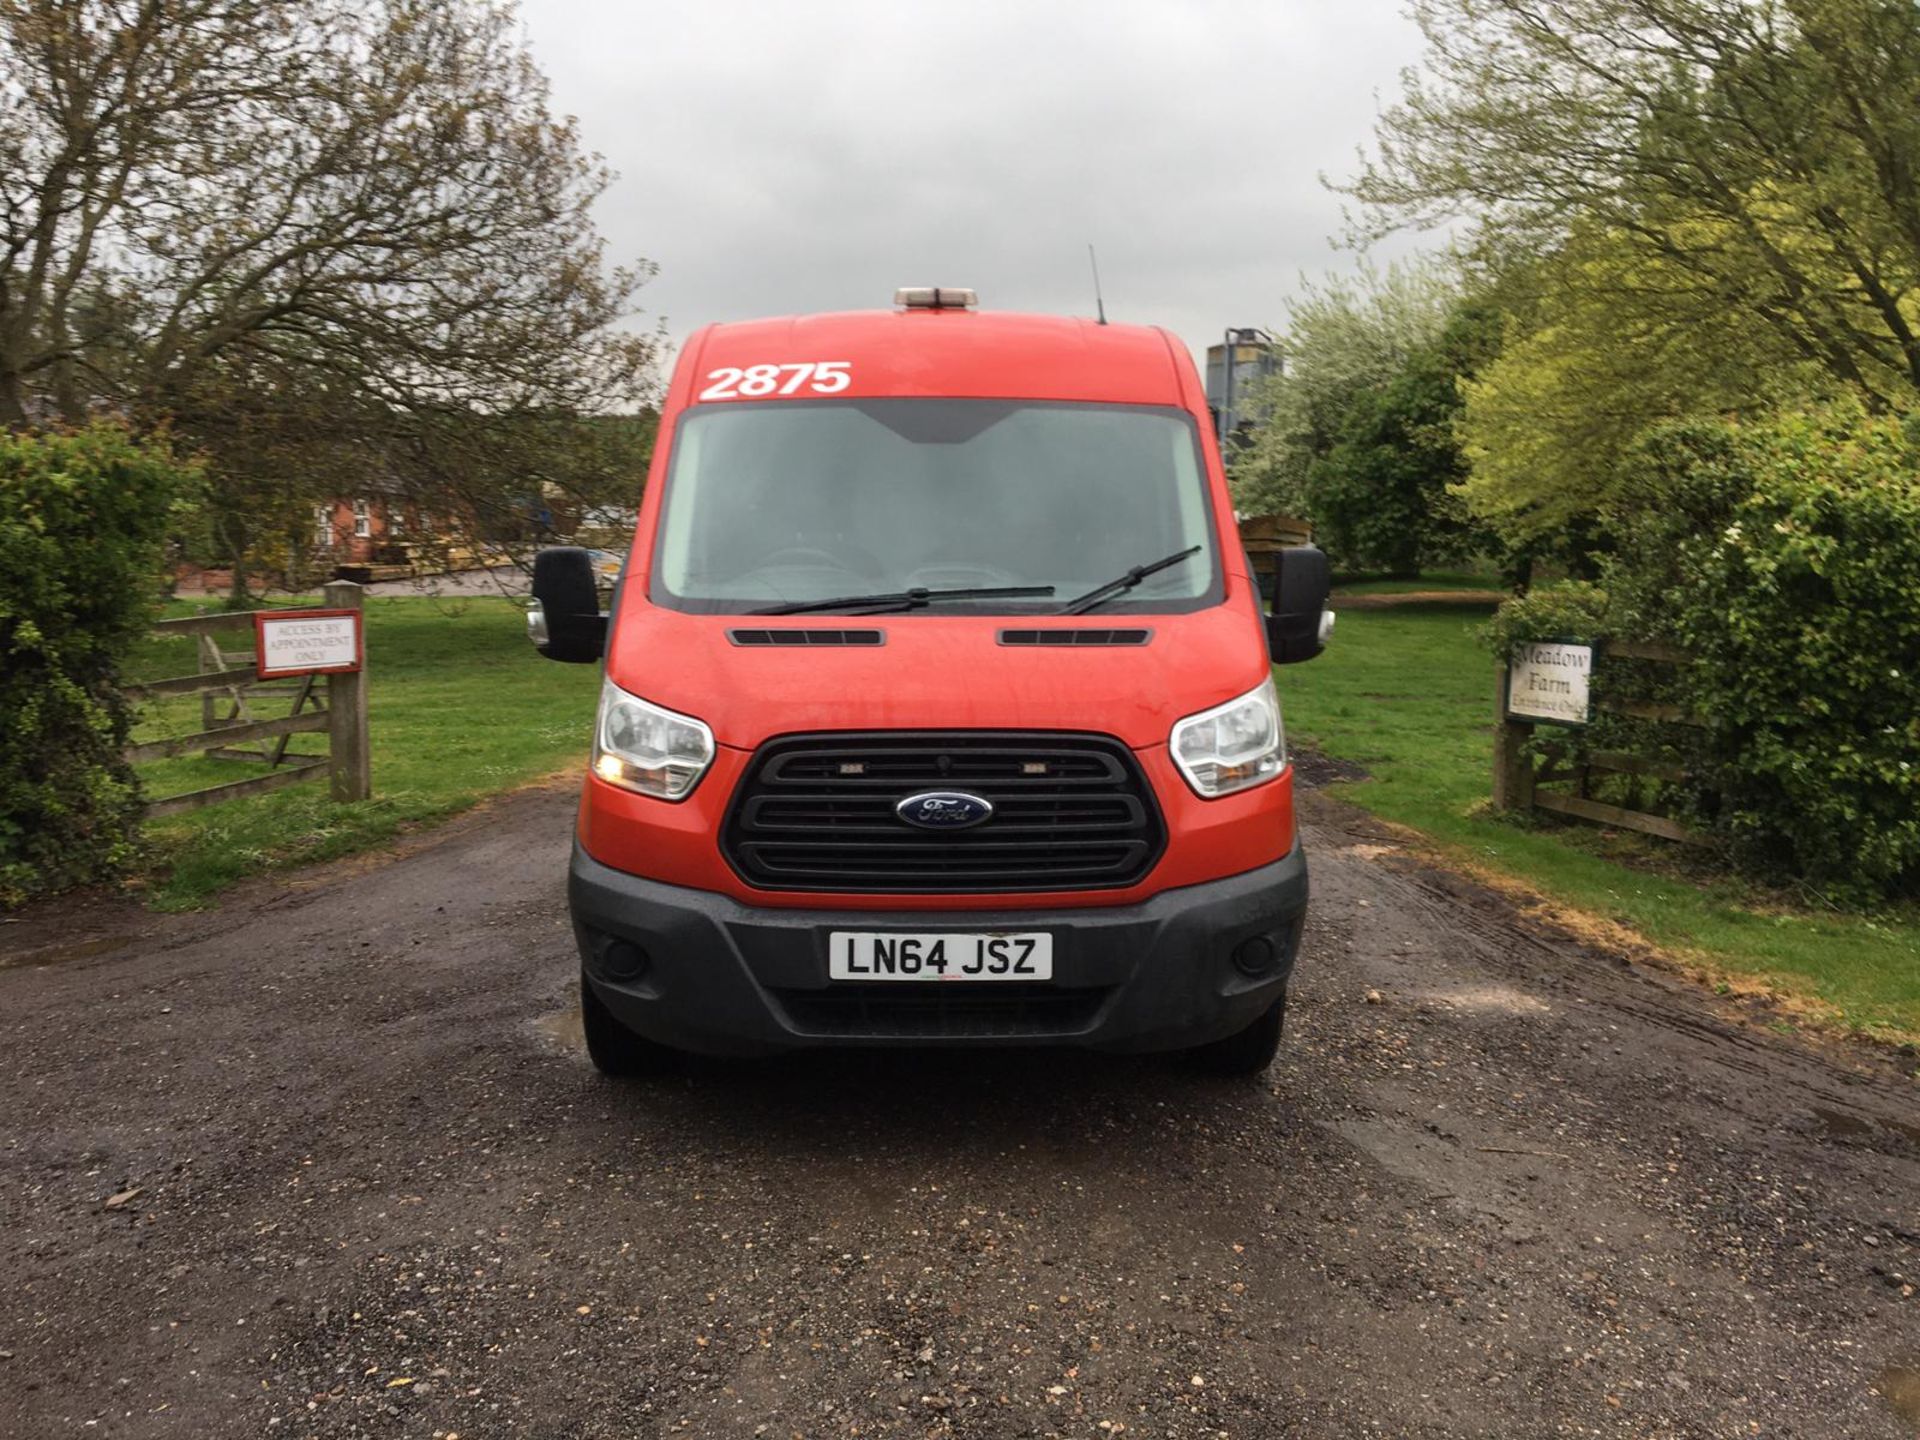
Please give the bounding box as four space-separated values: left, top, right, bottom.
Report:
894 286 977 310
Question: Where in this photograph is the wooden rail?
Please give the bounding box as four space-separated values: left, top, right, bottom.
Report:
127 581 370 816
1589 748 1688 784
124 710 331 764
1600 637 1691 664
143 759 329 819
124 664 260 699
1532 789 1704 846
1596 696 1703 727
150 611 260 638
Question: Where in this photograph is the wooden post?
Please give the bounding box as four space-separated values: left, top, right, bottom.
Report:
1491 663 1535 813
322 580 371 802
199 633 218 732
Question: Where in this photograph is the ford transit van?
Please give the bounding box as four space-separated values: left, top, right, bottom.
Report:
529 288 1331 1076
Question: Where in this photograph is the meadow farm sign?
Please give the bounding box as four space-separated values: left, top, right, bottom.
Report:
1505 640 1593 725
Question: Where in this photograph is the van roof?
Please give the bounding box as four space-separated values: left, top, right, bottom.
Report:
685 310 1190 407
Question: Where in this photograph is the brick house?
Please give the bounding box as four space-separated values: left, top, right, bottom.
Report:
311 489 414 568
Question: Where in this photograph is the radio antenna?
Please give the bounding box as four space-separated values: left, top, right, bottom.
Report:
1088 244 1108 325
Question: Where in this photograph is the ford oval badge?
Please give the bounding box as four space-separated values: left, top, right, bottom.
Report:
895 790 994 830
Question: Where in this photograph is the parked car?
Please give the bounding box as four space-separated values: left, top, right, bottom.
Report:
528 287 1332 1075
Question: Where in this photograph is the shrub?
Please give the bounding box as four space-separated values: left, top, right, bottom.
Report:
0 426 201 905
1606 404 1920 901
1484 580 1610 656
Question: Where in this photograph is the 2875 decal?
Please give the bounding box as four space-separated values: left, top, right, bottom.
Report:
698 361 851 401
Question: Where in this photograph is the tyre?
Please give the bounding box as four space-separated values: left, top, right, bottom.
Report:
1186 993 1286 1076
580 970 682 1077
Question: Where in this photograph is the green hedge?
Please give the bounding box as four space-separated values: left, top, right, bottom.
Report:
1492 404 1920 902
1 426 200 905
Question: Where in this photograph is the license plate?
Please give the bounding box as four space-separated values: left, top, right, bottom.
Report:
828 931 1053 981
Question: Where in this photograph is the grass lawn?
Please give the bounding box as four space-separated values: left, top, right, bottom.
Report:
127 596 600 909
1277 599 1920 1048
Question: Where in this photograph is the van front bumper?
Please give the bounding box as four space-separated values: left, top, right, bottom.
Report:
568 844 1309 1057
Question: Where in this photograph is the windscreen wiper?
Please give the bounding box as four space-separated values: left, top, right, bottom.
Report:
1058 546 1202 615
750 584 1055 616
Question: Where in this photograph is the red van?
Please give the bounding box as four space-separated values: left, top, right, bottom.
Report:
529 288 1332 1076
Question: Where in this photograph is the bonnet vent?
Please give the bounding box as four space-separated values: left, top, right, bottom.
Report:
998 628 1152 647
728 628 885 647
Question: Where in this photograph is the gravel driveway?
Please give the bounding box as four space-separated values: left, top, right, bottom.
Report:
3 783 1916 1438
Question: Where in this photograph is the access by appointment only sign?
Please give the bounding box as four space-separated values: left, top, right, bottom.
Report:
254 609 363 679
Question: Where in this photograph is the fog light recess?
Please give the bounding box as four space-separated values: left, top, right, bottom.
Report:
1231 933 1280 978
599 940 649 981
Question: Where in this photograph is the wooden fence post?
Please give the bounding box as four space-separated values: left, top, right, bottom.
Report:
1491 662 1535 813
323 580 371 802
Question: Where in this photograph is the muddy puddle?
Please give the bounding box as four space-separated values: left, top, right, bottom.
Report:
531 990 585 1056
0 933 137 970
1810 1105 1920 1150
1879 1365 1920 1427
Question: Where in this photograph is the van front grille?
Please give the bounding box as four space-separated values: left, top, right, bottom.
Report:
721 732 1165 893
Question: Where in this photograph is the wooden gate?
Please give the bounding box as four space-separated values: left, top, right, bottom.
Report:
126 581 371 818
1493 638 1705 845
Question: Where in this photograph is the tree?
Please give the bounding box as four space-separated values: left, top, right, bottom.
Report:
1455 223 1831 541
1308 302 1502 575
1234 260 1502 575
0 0 658 593
1233 259 1461 522
1347 0 1920 409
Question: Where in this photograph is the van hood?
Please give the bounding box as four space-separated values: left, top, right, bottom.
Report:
604 604 1271 752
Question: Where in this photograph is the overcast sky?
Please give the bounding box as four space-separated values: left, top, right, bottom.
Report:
517 0 1434 369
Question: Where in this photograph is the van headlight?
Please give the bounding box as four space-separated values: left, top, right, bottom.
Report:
591 679 714 800
1170 677 1286 798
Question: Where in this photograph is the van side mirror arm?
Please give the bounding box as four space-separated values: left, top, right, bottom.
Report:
528 546 608 664
1265 544 1333 665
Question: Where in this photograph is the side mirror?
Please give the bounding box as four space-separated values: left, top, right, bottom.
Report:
528 547 607 664
1265 544 1333 664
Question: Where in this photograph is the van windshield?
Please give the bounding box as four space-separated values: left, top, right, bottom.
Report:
650 400 1220 615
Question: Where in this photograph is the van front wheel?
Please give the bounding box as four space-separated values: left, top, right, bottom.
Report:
1186 993 1286 1076
581 972 682 1077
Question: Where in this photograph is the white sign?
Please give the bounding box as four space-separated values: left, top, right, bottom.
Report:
1508 640 1593 724
256 610 361 678
829 931 1053 980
